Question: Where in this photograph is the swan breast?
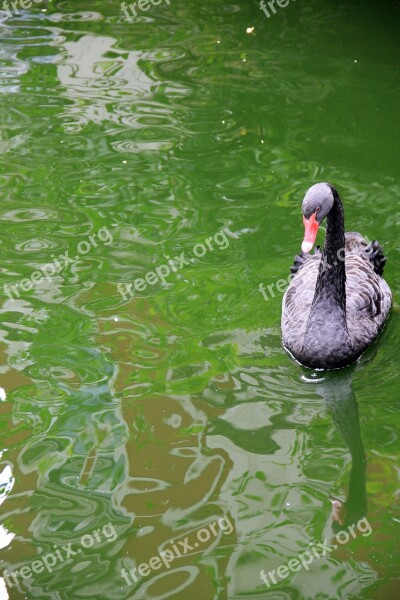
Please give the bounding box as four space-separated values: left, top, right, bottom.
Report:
281 234 392 361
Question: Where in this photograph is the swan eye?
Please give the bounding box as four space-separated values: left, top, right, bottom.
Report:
315 206 321 213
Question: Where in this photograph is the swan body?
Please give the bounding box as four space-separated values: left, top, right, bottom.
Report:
281 183 391 369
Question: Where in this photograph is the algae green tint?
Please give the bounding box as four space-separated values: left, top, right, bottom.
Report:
0 0 399 599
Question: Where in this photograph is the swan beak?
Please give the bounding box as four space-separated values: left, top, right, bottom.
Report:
302 213 319 253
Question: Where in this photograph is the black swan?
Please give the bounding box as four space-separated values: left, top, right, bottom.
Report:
281 183 391 369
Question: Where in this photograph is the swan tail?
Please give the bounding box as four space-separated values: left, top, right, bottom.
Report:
365 240 388 276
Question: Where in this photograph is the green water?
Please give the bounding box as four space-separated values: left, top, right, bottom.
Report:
0 0 399 598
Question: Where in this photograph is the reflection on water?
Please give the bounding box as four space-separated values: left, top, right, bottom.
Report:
306 369 368 531
0 0 399 599
56 34 155 132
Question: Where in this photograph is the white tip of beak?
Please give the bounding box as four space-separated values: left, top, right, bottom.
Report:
301 241 314 253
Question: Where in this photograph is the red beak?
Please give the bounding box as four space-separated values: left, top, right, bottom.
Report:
302 213 319 253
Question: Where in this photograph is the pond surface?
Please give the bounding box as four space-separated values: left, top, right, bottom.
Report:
0 1 399 599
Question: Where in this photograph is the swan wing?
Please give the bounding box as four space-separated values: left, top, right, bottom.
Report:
345 253 392 349
281 254 320 357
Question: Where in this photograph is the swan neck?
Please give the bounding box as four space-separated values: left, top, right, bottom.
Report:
314 191 346 312
325 191 345 265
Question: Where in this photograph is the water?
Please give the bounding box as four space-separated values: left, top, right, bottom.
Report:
0 0 399 598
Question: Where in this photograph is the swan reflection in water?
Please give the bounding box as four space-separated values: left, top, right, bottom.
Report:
207 356 373 556
303 365 367 534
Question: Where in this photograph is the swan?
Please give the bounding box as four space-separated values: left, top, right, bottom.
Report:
281 183 391 369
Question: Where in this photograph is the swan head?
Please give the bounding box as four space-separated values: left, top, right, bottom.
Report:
301 182 335 253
